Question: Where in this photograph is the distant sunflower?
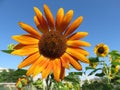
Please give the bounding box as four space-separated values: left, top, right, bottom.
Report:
94 43 109 57
12 4 91 81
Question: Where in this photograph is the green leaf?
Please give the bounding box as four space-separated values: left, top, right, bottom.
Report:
86 66 95 70
115 74 120 78
69 72 82 76
1 50 14 54
64 73 80 84
88 68 102 76
95 73 105 77
111 62 120 66
64 76 79 84
89 57 99 62
109 50 119 55
1 43 15 54
116 80 120 84
109 50 120 60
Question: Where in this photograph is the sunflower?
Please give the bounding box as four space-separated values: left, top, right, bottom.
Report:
12 4 91 81
94 43 109 57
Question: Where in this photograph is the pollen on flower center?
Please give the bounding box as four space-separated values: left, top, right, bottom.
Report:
98 47 104 54
39 31 67 59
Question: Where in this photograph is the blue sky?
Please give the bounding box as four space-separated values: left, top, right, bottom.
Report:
0 0 120 70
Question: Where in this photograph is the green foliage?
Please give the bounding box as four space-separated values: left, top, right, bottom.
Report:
111 62 120 66
95 72 105 77
109 50 120 60
0 69 27 82
82 80 113 90
81 50 120 90
1 50 14 54
89 57 99 62
88 68 102 76
85 66 95 70
52 72 81 90
33 78 43 89
69 71 82 76
64 72 81 84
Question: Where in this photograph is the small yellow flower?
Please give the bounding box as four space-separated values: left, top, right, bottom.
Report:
115 65 119 73
12 4 91 81
94 43 109 57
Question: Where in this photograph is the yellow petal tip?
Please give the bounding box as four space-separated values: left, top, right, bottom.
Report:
33 7 38 11
18 66 22 69
43 4 48 8
18 22 23 26
68 10 74 15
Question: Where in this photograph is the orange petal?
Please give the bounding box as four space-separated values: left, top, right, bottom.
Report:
11 46 39 56
42 61 53 79
18 52 40 68
26 56 48 76
68 32 88 40
64 16 83 36
34 16 48 33
12 34 39 45
68 47 89 56
53 59 61 82
44 4 55 31
34 7 49 32
67 40 91 47
26 62 38 76
14 44 38 49
66 48 89 63
33 57 49 77
14 44 25 49
33 7 49 32
62 53 82 70
55 8 64 31
60 10 73 33
60 56 69 69
60 66 65 80
18 22 41 39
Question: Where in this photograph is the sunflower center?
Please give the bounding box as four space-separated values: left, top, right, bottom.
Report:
39 31 67 59
98 47 104 54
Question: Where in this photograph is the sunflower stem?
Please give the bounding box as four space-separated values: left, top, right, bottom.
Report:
45 75 53 90
103 61 111 84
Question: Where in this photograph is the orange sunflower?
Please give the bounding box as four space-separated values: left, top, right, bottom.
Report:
12 4 91 81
